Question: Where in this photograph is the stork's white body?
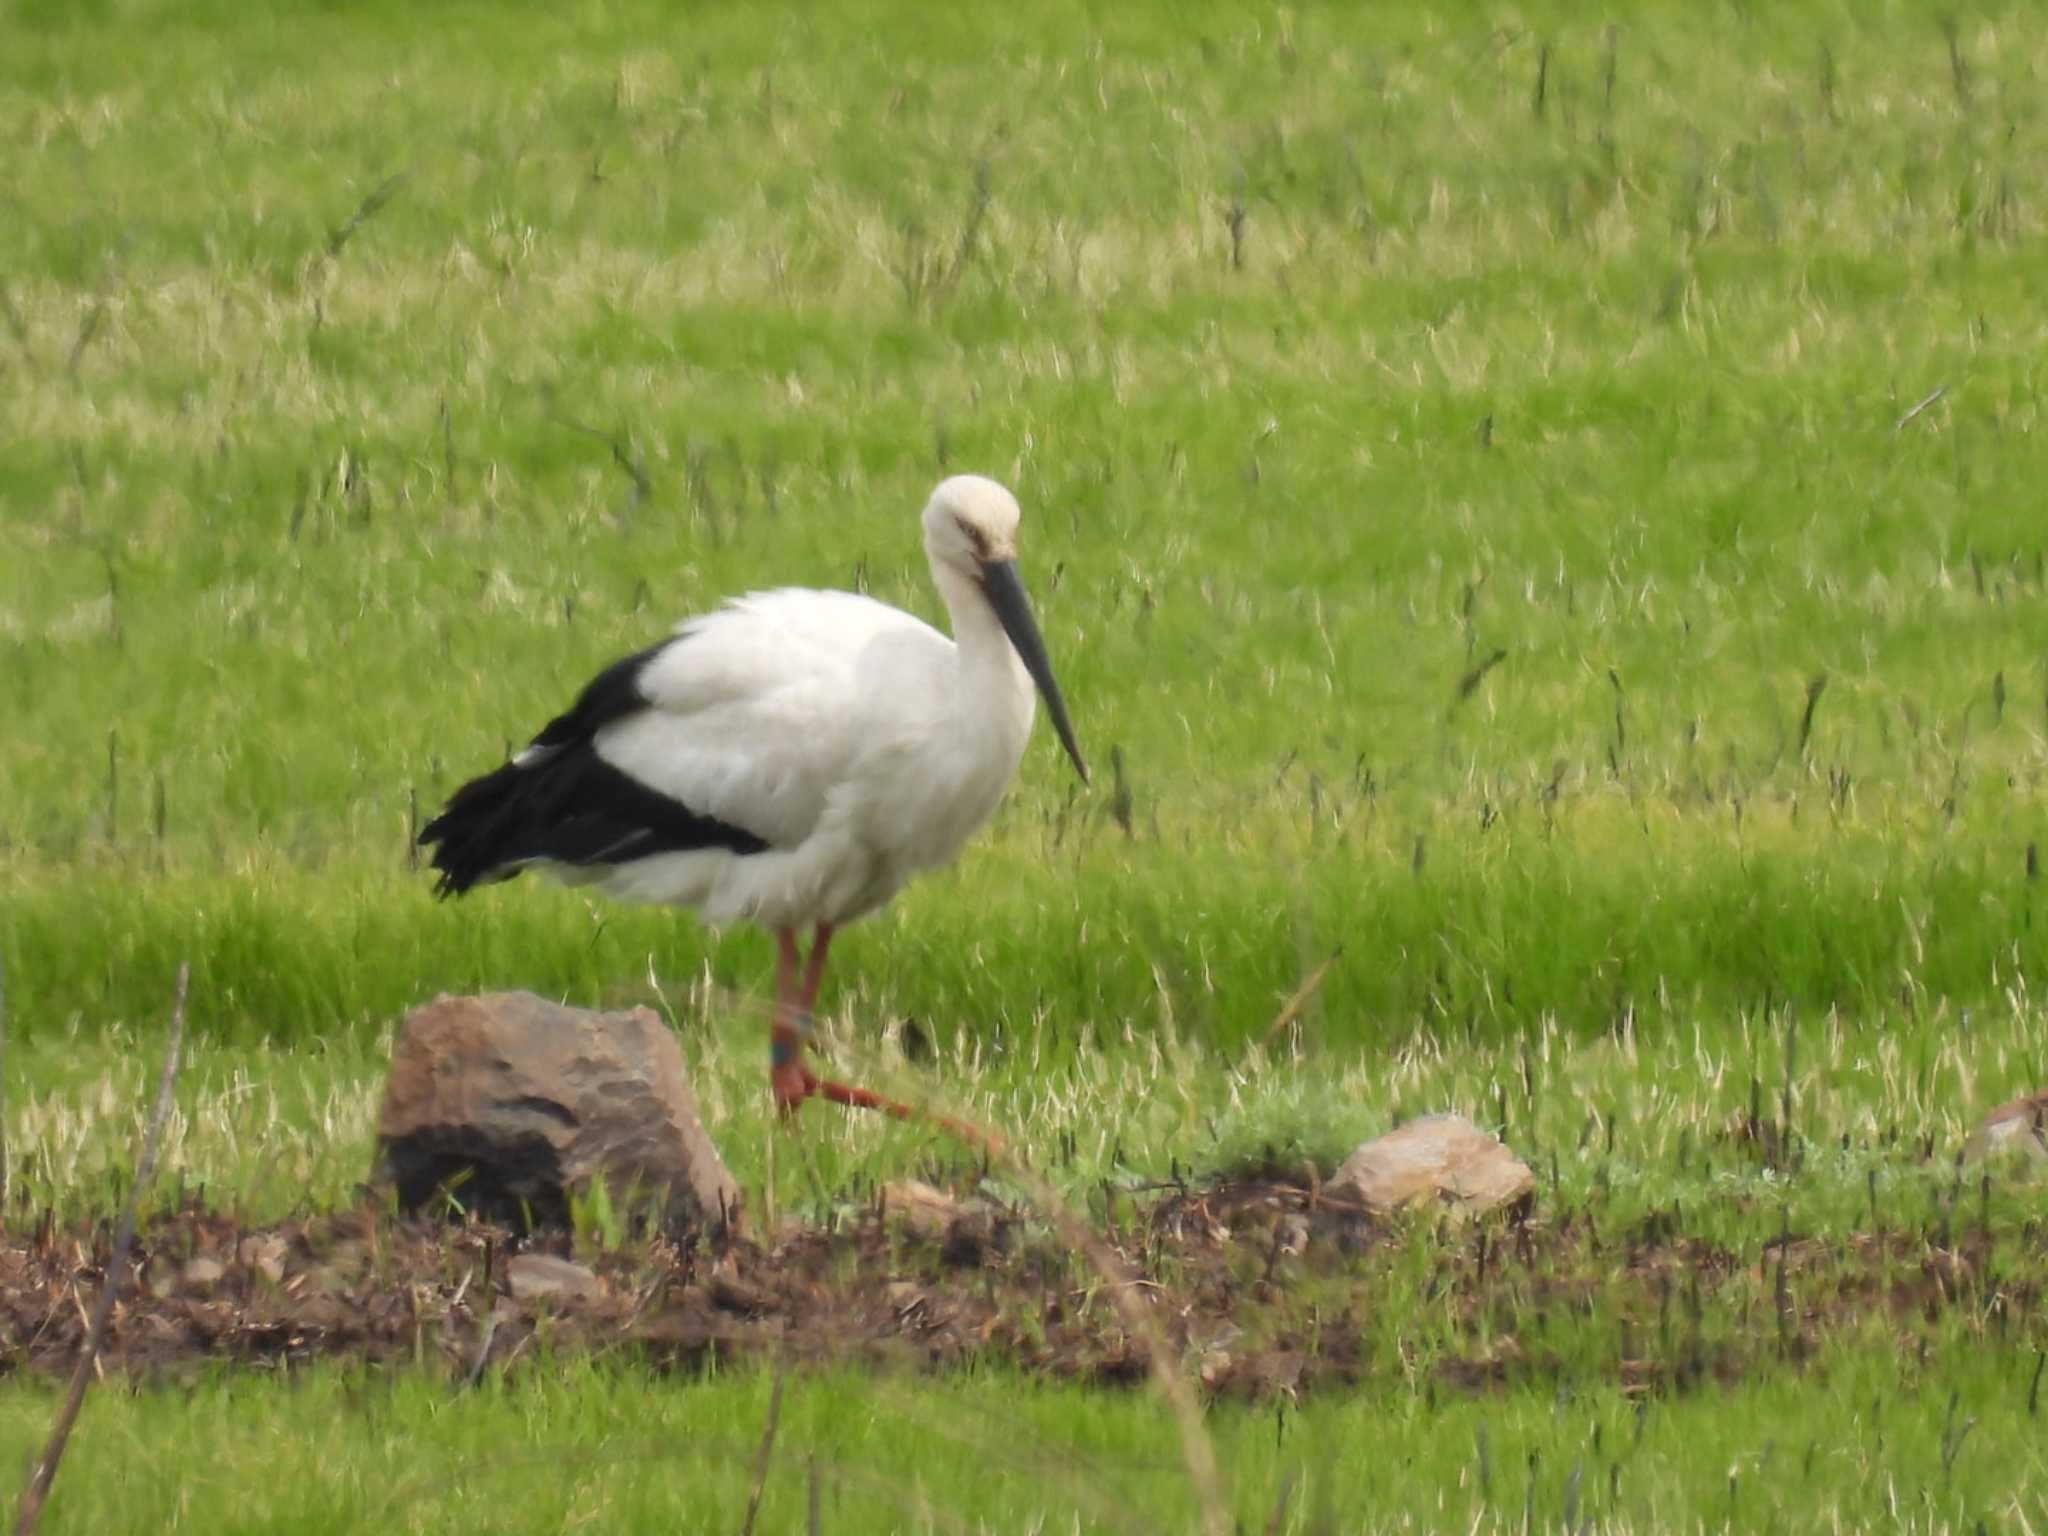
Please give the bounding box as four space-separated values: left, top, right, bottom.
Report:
420 474 1087 1119
565 573 1035 927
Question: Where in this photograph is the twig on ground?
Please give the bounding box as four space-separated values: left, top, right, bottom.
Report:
326 172 411 262
545 391 651 519
811 1033 1228 1532
932 163 992 302
991 1154 1229 1535
461 1307 499 1391
0 956 9 1207
1457 647 1509 701
64 304 104 377
1263 1470 1297 1536
0 283 31 364
737 1357 787 1536
1893 385 1948 432
1796 674 1827 760
13 962 188 1536
1258 949 1342 1050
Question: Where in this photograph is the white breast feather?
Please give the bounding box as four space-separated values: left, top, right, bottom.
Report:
592 588 954 851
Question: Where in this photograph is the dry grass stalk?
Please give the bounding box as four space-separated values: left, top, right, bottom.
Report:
0 956 9 1207
796 1022 1230 1533
12 963 189 1536
737 1357 788 1536
1257 949 1342 1049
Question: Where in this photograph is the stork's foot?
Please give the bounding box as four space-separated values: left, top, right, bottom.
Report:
809 1070 1002 1149
812 1075 916 1118
771 1058 817 1115
769 1011 994 1147
772 1058 914 1120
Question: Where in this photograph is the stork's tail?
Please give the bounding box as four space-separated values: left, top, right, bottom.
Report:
419 737 771 900
417 761 529 897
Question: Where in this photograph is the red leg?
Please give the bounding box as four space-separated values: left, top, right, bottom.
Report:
812 1077 916 1117
770 923 1003 1149
795 922 835 1018
769 927 813 1114
797 923 944 1121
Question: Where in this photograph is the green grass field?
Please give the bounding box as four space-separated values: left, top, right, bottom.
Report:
4 0 2048 1529
6 1356 2047 1534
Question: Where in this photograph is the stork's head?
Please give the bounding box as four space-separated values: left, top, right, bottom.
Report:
921 474 1022 573
920 475 1089 785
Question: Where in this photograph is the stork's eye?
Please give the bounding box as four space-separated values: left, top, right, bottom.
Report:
953 516 991 559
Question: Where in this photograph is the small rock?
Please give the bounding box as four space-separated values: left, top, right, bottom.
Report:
316 1240 371 1287
881 1180 962 1240
300 1265 351 1297
939 1204 1000 1266
504 1253 602 1305
1247 1350 1306 1399
372 991 741 1234
1192 1321 1242 1389
1330 1113 1534 1218
181 1257 227 1291
882 1179 999 1263
238 1234 289 1285
1274 1213 1311 1257
707 1258 774 1317
884 1279 928 1317
1198 1349 1234 1388
1964 1094 2048 1164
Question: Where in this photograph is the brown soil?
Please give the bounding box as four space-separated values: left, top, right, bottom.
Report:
0 1176 2026 1399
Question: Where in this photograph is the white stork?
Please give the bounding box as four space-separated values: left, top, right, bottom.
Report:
419 474 1089 1116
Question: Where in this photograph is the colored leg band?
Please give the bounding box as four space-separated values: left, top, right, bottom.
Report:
770 1012 814 1067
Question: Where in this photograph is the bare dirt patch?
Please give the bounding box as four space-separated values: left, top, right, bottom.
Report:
0 1176 2028 1399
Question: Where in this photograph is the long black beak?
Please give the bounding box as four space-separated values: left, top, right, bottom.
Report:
979 558 1089 784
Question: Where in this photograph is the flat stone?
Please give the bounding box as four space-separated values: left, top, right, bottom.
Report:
181 1257 226 1290
881 1180 965 1240
315 1240 370 1287
881 1179 999 1263
237 1234 289 1285
1963 1093 2048 1165
372 991 741 1235
706 1256 775 1317
1274 1213 1311 1257
1330 1113 1534 1218
504 1253 602 1305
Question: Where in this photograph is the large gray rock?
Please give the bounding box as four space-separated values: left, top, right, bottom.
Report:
372 991 741 1234
1330 1113 1534 1218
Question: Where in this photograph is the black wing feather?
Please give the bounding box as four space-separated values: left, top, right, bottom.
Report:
419 636 770 897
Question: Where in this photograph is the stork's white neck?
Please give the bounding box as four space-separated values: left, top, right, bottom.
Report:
930 559 1034 731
